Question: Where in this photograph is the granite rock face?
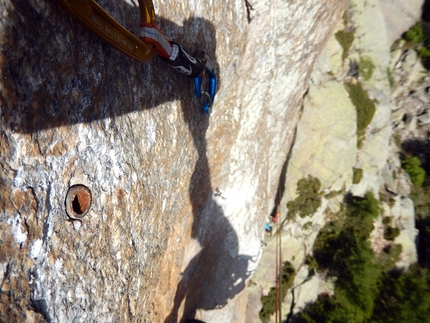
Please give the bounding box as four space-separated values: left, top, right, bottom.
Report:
247 0 424 321
0 0 345 322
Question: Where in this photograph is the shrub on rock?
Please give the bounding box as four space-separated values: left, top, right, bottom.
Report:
402 156 426 187
287 176 322 218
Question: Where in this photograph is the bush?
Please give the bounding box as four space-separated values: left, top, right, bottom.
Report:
287 176 322 218
380 244 403 271
302 227 380 323
300 192 382 322
259 261 296 322
305 255 319 273
313 227 340 270
384 226 400 241
371 265 430 323
402 156 426 187
346 192 379 239
404 21 428 44
403 21 430 69
303 221 313 230
418 46 430 58
299 190 430 322
334 229 380 309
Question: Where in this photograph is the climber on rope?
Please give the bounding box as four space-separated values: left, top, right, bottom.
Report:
265 222 273 235
55 0 216 114
271 211 280 223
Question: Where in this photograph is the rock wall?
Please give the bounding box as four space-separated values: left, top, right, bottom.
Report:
246 0 425 322
0 0 345 322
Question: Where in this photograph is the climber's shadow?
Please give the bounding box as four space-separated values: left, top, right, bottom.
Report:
1 0 220 133
164 194 255 322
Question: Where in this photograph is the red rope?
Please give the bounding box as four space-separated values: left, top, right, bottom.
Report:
275 225 279 323
275 183 282 322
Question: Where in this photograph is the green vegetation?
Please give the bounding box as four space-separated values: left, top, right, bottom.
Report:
259 261 296 322
312 221 341 269
297 186 430 322
325 186 345 199
379 244 403 271
411 180 430 223
305 255 319 273
345 82 376 148
300 192 388 322
287 176 322 218
371 265 430 323
294 136 430 322
346 192 380 235
405 21 428 44
312 192 379 269
303 221 313 230
386 67 395 88
359 56 375 81
408 170 430 268
335 30 355 60
403 21 430 69
402 156 426 187
384 225 400 241
352 167 363 184
400 141 430 266
418 45 430 58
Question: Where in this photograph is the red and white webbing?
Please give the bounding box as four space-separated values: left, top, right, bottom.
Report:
138 22 173 59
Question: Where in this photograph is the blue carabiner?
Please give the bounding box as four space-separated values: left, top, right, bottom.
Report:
194 55 217 114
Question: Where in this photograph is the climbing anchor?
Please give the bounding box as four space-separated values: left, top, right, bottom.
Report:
56 0 217 114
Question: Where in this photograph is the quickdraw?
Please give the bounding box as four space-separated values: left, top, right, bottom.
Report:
56 0 216 114
194 56 216 114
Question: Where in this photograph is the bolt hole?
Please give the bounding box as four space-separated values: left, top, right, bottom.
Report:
66 185 92 219
72 192 88 214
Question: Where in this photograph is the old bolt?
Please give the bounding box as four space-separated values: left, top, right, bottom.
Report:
65 184 92 219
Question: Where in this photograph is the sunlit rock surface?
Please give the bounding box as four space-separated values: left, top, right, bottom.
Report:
1 0 345 322
249 0 424 321
380 0 424 45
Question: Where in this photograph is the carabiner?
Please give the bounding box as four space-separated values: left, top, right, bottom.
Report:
194 55 217 114
56 0 156 62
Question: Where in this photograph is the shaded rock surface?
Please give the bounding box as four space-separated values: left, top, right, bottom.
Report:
0 0 346 322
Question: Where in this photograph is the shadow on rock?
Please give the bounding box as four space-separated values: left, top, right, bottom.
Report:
1 0 220 133
164 195 255 322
